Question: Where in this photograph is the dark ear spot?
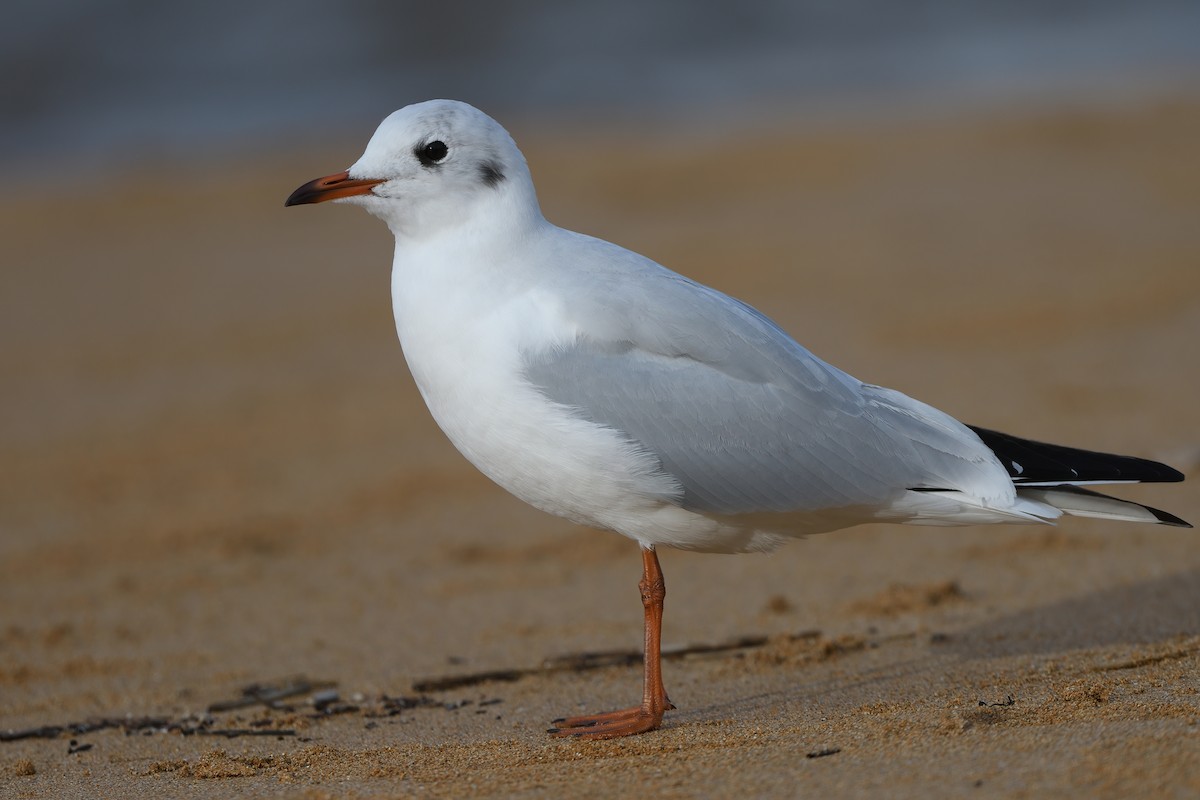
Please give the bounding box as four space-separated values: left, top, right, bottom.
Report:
478 160 505 188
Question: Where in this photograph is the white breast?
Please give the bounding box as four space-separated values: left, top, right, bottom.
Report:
388 246 691 537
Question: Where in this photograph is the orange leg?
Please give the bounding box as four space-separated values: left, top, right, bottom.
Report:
549 546 675 739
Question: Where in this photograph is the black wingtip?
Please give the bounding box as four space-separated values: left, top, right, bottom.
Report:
968 425 1188 484
1148 464 1187 484
1149 507 1193 528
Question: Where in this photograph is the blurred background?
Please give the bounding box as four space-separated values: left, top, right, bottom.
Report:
4 0 1199 179
2 0 1199 767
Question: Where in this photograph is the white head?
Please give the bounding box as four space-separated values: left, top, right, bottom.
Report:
286 100 541 240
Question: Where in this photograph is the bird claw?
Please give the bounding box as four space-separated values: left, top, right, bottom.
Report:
548 701 672 739
549 709 663 739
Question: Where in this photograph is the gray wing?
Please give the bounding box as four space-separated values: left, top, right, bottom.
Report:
523 252 1005 516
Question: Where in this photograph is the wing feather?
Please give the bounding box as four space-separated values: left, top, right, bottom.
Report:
521 255 1011 518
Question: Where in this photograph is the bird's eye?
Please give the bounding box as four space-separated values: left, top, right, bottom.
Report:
417 140 449 165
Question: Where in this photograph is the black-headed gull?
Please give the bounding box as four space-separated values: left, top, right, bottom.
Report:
286 99 1189 739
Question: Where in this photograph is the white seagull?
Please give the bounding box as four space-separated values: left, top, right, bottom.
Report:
286 99 1189 739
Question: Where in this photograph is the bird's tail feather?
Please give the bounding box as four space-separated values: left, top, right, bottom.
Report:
963 424 1190 527
1016 485 1191 528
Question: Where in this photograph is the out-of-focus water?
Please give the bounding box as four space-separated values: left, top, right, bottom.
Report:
3 0 1198 177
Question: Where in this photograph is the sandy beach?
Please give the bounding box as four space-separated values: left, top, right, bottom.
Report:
2 96 1198 798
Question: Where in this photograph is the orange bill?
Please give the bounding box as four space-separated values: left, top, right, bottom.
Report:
285 170 384 206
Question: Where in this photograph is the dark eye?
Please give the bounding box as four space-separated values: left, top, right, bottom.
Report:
416 140 448 165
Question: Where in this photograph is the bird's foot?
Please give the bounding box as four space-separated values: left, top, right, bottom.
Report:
547 699 675 740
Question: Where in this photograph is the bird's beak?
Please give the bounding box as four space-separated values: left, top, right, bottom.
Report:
285 170 385 206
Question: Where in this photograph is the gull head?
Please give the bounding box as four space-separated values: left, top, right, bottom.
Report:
286 99 538 238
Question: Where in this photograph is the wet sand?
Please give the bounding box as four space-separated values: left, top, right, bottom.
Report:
2 96 1199 798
